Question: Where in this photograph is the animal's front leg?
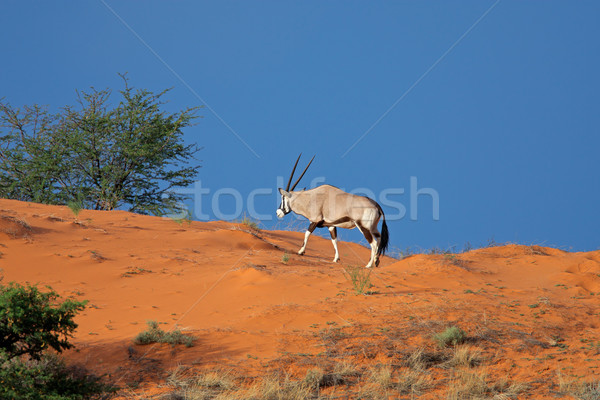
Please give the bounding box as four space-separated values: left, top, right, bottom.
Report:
329 226 340 262
298 222 318 255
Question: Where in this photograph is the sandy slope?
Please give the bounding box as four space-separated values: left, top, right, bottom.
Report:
1 199 599 398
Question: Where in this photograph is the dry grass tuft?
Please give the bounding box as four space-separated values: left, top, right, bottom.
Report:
245 374 313 400
445 346 482 369
447 370 488 400
447 370 526 400
396 367 432 396
166 367 236 399
557 370 600 400
0 215 32 238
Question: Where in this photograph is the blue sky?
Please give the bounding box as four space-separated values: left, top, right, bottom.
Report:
1 1 599 252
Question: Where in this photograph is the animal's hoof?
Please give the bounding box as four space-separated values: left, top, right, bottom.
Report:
365 265 373 269
297 250 305 256
333 258 340 263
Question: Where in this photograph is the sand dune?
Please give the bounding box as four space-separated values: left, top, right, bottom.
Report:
1 199 598 398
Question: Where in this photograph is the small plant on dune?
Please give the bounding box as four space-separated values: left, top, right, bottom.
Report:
447 370 488 400
134 320 194 347
303 367 325 389
67 200 82 219
358 364 394 398
303 361 361 389
433 326 467 348
445 346 482 368
168 208 193 226
241 215 260 231
448 370 527 400
444 253 468 269
281 252 290 264
247 374 313 399
166 366 237 398
343 265 372 295
396 367 432 396
557 370 600 400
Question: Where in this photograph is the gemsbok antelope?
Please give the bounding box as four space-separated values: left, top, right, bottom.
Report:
276 155 389 268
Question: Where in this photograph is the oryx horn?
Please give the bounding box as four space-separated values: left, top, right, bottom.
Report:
285 154 302 191
290 155 315 191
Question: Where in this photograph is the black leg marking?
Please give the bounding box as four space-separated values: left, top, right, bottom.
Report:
307 222 319 233
329 227 337 239
357 224 373 243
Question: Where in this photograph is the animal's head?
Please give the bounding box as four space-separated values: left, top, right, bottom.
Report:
277 154 314 219
276 188 292 218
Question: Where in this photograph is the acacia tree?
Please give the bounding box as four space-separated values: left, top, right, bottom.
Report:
0 75 201 215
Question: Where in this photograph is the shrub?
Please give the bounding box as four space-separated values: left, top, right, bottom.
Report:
0 353 115 400
0 282 114 399
343 265 372 295
0 282 86 360
67 201 82 219
433 326 467 348
134 320 194 347
241 216 259 231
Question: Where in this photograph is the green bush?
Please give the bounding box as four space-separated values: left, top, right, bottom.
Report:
433 326 467 348
343 265 372 295
0 282 114 399
0 282 86 360
0 354 114 400
134 320 194 347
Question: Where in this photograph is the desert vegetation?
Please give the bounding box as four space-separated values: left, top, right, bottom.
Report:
0 282 114 399
0 75 201 216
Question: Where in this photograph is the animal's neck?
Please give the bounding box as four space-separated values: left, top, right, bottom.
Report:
289 192 309 219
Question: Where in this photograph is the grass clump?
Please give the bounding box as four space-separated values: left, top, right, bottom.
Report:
241 215 260 231
246 374 313 400
396 368 431 396
343 265 372 295
445 346 482 368
448 370 527 400
167 367 236 398
281 252 290 264
134 320 194 347
558 370 600 400
433 326 467 348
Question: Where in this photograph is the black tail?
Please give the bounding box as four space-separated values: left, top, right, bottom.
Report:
376 204 389 257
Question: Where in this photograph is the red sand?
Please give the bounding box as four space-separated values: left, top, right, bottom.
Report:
1 199 599 398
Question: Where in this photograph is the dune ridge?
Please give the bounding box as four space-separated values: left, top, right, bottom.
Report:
1 199 598 398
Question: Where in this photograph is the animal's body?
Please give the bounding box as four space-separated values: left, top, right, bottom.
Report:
277 156 389 268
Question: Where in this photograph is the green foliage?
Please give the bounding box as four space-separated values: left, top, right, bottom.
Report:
0 74 201 215
0 282 86 360
67 201 82 218
343 265 372 295
433 326 467 348
281 252 290 264
134 320 194 347
0 283 113 399
0 353 115 400
241 216 259 231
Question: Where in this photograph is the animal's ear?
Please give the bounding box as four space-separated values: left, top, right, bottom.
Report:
278 188 291 197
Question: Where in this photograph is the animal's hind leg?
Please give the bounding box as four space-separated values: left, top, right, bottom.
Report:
356 224 375 268
329 227 340 263
298 222 318 255
372 229 382 267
